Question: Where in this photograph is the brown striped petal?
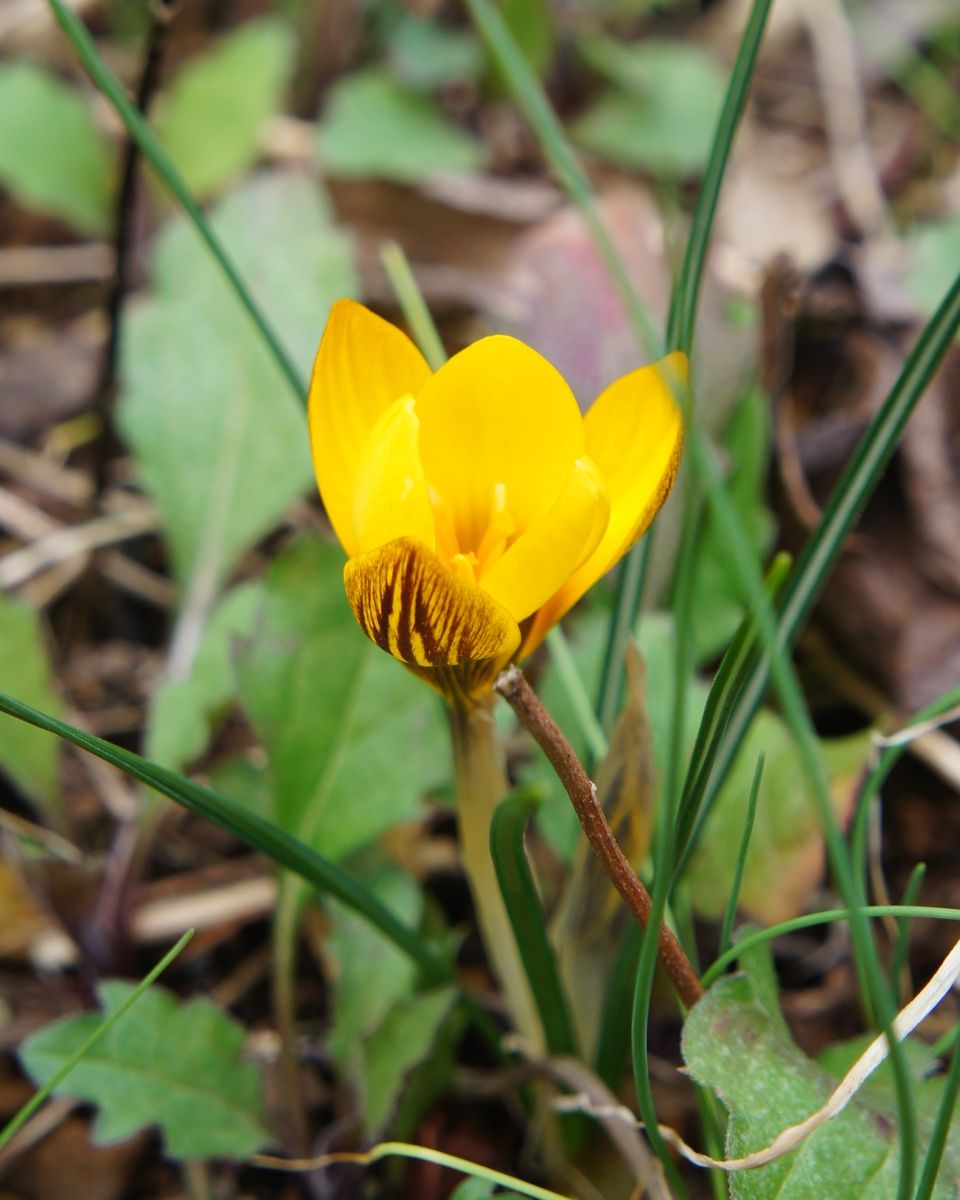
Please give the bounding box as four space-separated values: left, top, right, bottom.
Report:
344 537 521 668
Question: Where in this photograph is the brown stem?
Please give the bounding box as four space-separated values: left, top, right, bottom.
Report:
494 666 703 1010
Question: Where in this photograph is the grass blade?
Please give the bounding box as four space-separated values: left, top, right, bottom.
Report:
0 930 193 1152
718 753 764 956
889 863 926 1005
666 0 774 355
490 788 579 1057
462 0 660 357
46 0 307 405
596 0 774 732
0 688 451 985
674 552 791 872
693 269 960 849
688 427 918 1199
380 242 446 370
595 536 651 736
914 1033 960 1200
703 904 960 988
593 922 642 1089
545 627 608 766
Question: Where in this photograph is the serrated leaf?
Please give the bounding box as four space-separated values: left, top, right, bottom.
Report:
0 62 112 233
20 981 269 1160
154 18 294 200
0 595 61 816
147 582 264 769
118 172 356 609
687 713 868 925
317 68 484 183
234 536 448 857
683 944 960 1199
573 39 727 175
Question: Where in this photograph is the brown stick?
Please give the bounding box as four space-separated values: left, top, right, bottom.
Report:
494 665 703 1010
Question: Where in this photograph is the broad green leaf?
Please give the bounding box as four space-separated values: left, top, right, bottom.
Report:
234 536 449 858
683 944 960 1199
328 868 422 1061
317 68 485 183
687 713 868 925
361 985 457 1134
0 62 112 233
20 981 269 1160
691 386 775 662
573 39 727 175
387 16 482 90
146 582 264 769
118 172 356 601
0 595 61 816
154 18 294 200
327 868 457 1133
906 218 960 326
452 1182 528 1200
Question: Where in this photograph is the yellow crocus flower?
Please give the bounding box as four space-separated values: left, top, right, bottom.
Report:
308 299 686 705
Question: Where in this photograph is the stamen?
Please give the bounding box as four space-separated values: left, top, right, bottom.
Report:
451 552 479 585
475 482 516 577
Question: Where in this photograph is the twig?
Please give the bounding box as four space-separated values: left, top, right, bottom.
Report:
504 1035 671 1200
91 0 178 497
0 243 113 287
0 503 158 588
494 666 703 1010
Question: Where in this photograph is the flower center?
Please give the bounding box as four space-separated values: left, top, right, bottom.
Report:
432 481 517 584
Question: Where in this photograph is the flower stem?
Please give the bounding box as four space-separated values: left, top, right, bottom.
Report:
495 666 703 1010
450 698 544 1048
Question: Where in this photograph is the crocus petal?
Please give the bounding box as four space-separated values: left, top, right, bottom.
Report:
352 396 436 554
309 300 431 556
344 536 521 667
415 336 584 554
520 352 686 655
480 456 610 622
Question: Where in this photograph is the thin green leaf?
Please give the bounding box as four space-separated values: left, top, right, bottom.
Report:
687 427 918 1199
380 241 447 370
703 906 960 989
45 0 306 403
665 0 774 354
915 1035 960 1200
593 921 641 1089
718 753 763 955
850 684 960 894
490 788 578 1057
545 627 608 767
462 0 659 358
674 552 792 869
0 687 451 985
890 863 926 1006
597 0 773 739
693 269 960 863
